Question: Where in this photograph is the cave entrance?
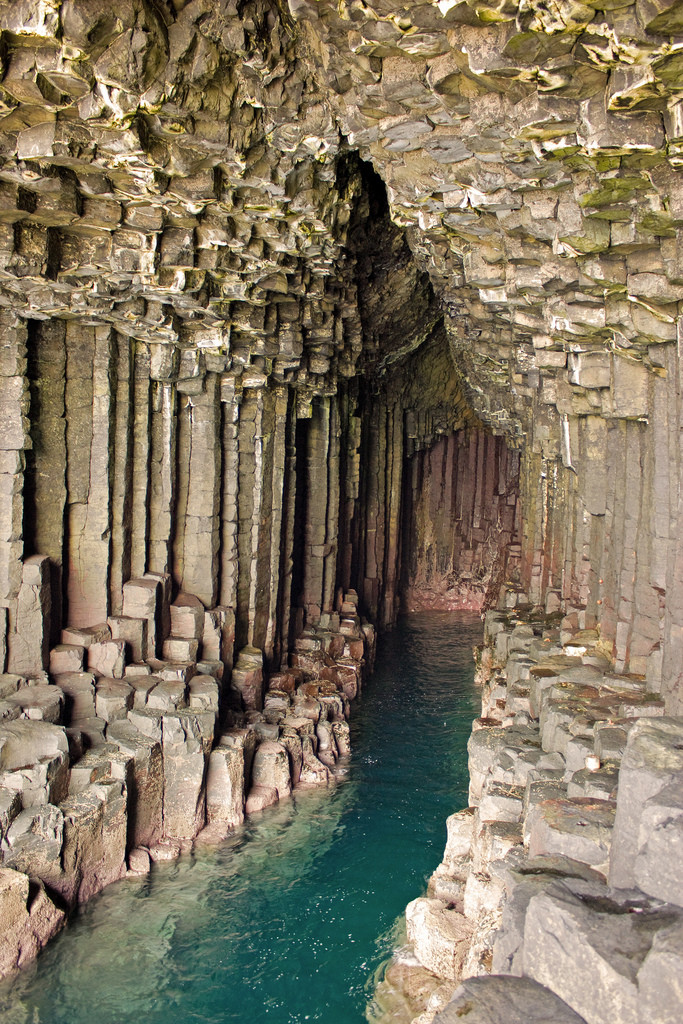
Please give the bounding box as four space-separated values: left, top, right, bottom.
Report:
339 157 523 629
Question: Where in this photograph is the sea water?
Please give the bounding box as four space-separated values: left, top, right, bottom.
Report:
0 611 481 1024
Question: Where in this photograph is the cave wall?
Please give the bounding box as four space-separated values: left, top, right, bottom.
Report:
0 0 682 708
402 429 521 613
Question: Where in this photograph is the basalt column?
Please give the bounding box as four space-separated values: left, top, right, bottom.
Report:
402 430 522 614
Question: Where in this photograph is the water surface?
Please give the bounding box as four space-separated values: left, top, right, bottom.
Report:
0 612 481 1024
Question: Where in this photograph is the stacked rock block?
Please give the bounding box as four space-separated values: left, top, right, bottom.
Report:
375 611 683 1024
0 575 373 977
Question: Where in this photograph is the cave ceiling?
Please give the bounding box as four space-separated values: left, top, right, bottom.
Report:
0 0 681 447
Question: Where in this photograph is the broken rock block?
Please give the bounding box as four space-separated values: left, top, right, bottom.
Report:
633 780 683 908
7 555 51 678
4 684 63 724
49 645 84 675
206 743 244 832
524 878 683 1024
0 738 69 809
53 672 96 721
146 679 186 711
609 717 683 893
161 711 214 840
525 797 615 878
0 718 69 773
231 646 264 711
59 780 128 906
170 593 205 640
107 616 148 663
188 675 219 714
406 897 473 980
88 640 126 679
162 637 199 663
0 867 65 979
94 678 134 722
203 606 235 666
61 624 111 648
2 804 65 893
122 578 160 659
433 975 588 1024
106 718 163 848
638 919 683 1024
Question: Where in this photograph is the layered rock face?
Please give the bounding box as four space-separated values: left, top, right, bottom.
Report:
1 0 683 995
373 611 683 1024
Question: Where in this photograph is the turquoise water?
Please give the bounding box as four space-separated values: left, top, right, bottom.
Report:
0 612 481 1024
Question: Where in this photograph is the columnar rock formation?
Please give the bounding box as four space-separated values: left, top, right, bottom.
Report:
1 0 683 1003
371 611 683 1024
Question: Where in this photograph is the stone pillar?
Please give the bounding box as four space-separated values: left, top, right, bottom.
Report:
380 398 403 627
235 388 259 650
24 319 67 640
322 396 341 616
264 386 290 664
130 343 151 581
148 381 177 576
65 324 114 627
173 374 220 607
219 374 240 613
8 555 50 676
109 332 134 617
0 315 29 624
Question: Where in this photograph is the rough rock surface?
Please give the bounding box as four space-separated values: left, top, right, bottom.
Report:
3 0 683 1004
373 612 683 1024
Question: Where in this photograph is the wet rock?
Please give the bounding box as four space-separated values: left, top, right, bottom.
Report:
0 868 65 978
160 711 214 840
206 744 245 832
406 897 473 980
250 741 292 800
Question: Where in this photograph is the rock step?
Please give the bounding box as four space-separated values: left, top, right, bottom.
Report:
433 975 587 1024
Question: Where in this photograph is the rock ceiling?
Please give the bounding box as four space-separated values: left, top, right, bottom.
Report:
1 0 682 443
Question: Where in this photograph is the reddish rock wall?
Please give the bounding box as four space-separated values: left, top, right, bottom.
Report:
402 430 521 613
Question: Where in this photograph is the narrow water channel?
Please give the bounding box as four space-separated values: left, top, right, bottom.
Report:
0 612 481 1024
